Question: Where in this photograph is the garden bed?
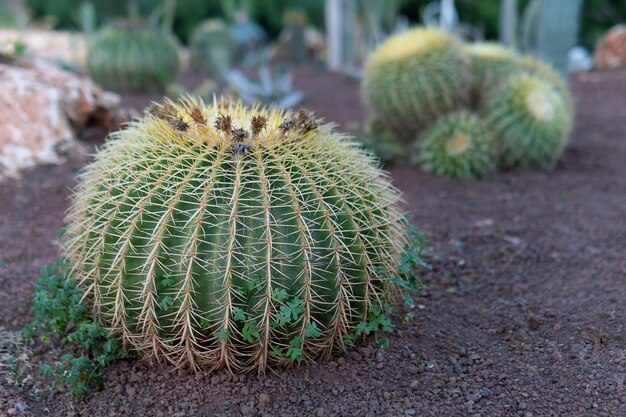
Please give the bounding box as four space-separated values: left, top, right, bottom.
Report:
0 66 625 417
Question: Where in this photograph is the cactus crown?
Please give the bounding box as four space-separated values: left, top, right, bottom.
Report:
466 42 515 60
368 27 452 63
65 97 408 373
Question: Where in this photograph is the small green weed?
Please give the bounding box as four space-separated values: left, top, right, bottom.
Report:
344 219 428 348
23 258 126 399
0 328 32 386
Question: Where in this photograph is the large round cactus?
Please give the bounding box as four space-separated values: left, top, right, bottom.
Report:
362 27 470 139
414 111 496 180
65 98 408 372
87 22 179 92
189 19 236 80
483 74 572 169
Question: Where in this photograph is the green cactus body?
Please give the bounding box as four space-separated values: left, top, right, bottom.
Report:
87 23 179 92
189 19 237 80
465 42 519 108
516 54 574 115
483 74 571 169
362 27 471 140
415 111 496 180
65 98 407 372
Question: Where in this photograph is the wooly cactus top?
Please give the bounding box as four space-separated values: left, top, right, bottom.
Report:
64 98 408 373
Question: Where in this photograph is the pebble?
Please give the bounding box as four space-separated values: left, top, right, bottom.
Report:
350 351 362 362
125 386 136 398
316 408 325 417
258 393 271 406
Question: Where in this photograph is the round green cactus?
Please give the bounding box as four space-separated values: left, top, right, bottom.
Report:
465 42 519 107
483 73 572 169
87 22 179 92
65 98 408 372
516 54 574 114
414 111 496 180
362 27 470 139
189 19 236 81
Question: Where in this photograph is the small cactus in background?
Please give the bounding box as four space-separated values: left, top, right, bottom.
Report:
87 22 179 92
483 74 572 169
362 27 470 139
414 111 496 180
465 42 519 107
189 19 237 81
64 97 410 373
516 54 574 114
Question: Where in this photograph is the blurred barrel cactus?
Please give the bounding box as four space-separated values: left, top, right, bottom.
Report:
516 55 574 114
483 74 571 169
189 19 237 81
87 22 179 92
414 111 496 180
64 98 409 372
465 42 519 107
362 27 470 139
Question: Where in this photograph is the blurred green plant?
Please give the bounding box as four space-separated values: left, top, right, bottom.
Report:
24 0 625 49
349 119 407 166
0 39 27 63
224 62 305 108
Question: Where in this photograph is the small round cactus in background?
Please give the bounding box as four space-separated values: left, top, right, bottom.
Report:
483 74 572 169
465 42 519 107
189 19 237 81
87 22 179 93
362 27 470 139
414 111 496 180
516 54 574 114
65 97 411 373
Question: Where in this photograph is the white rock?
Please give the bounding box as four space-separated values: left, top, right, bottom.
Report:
0 58 125 180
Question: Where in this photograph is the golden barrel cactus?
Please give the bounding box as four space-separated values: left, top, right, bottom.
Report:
64 98 409 373
362 27 471 139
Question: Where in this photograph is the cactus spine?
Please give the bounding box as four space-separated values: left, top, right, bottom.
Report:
65 98 408 372
483 74 571 169
414 111 496 180
87 23 179 92
362 27 470 139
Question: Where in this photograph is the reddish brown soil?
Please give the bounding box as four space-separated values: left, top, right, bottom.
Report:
1 67 625 417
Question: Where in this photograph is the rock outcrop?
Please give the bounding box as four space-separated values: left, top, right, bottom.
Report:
0 57 127 180
594 24 626 70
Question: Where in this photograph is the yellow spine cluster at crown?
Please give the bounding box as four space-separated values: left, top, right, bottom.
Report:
139 97 322 150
